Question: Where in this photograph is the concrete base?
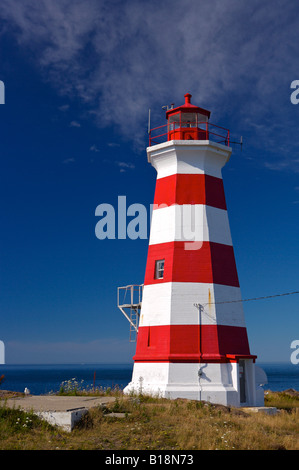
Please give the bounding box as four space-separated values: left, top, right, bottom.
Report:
242 407 279 415
36 409 88 432
2 395 116 432
125 381 241 407
124 361 266 408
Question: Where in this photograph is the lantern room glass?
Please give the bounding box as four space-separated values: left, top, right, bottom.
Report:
167 111 209 140
168 112 199 130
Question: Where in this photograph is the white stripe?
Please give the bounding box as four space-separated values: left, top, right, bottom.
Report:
139 282 246 328
125 362 241 405
147 141 231 180
149 204 232 246
128 362 238 387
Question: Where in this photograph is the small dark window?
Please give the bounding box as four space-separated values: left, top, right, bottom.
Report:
155 259 165 279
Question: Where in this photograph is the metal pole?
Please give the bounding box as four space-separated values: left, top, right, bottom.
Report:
148 109 151 134
194 303 203 401
148 109 151 146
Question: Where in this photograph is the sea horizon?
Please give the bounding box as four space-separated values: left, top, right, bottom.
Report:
0 361 298 396
1 360 295 367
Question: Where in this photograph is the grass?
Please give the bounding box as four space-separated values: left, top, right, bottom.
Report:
0 405 57 450
265 389 299 410
57 377 123 397
0 388 298 450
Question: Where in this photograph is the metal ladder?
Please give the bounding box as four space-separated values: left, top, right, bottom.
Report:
117 284 143 342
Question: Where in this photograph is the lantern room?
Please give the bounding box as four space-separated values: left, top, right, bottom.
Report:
166 93 211 141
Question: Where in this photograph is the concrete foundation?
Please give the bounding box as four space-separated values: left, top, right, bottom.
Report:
124 361 266 407
2 395 116 432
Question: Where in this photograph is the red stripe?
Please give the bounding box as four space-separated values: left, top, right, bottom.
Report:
153 174 227 210
133 324 253 363
144 241 239 287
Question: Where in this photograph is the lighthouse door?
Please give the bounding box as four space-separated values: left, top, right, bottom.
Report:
239 360 246 404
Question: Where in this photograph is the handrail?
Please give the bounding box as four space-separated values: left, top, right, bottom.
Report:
117 284 143 308
148 121 230 147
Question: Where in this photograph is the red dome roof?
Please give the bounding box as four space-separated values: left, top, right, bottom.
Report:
166 93 211 119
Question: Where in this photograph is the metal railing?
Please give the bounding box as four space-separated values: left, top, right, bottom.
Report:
148 121 230 147
117 284 143 342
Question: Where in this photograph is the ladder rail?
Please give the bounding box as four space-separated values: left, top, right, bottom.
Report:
117 284 143 341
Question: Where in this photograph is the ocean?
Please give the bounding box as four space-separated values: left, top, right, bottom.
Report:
0 362 298 396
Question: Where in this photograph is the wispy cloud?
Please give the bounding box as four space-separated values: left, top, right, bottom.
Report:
107 143 120 148
69 120 81 128
58 104 70 112
90 144 100 152
1 0 299 162
116 161 135 172
62 157 75 164
264 157 299 173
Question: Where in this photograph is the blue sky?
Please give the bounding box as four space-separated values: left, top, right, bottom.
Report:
0 0 299 364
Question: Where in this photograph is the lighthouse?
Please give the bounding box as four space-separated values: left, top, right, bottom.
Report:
123 93 266 407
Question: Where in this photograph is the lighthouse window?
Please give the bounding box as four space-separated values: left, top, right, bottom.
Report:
181 113 197 127
155 259 165 279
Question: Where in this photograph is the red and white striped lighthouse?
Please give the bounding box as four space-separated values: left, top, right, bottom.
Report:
124 94 266 407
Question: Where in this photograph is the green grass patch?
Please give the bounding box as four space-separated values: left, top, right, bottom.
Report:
0 390 298 450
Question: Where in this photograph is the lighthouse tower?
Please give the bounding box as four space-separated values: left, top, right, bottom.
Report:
124 94 266 407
